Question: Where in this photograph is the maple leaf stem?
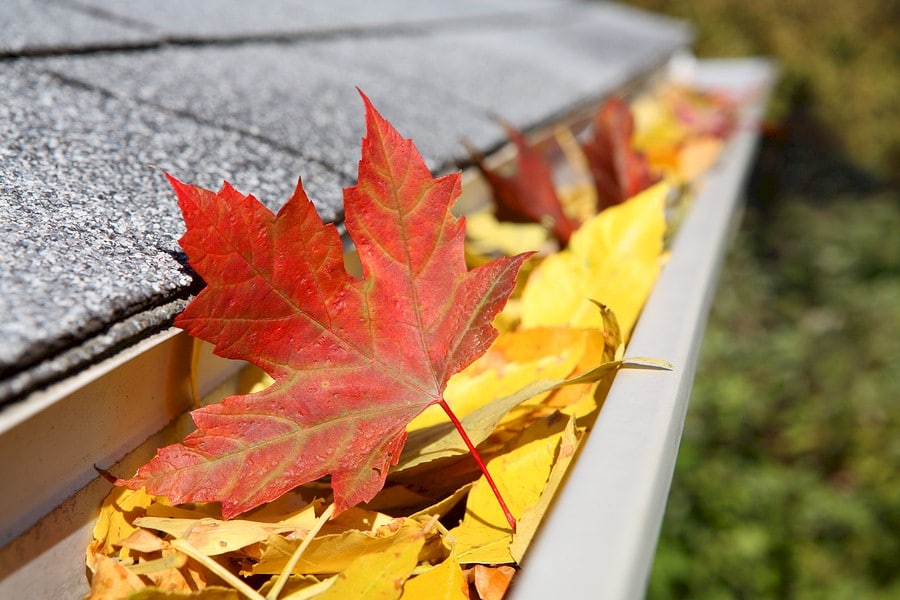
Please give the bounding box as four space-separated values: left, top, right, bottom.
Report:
438 398 517 532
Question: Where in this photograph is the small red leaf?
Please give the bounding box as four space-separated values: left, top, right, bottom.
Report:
581 96 660 211
120 92 530 519
469 121 577 246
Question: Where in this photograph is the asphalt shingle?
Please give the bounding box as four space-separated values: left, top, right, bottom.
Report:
316 5 689 129
0 0 157 55
0 64 348 399
41 41 504 177
67 0 567 40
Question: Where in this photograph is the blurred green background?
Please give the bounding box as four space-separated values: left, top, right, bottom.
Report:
619 1 900 597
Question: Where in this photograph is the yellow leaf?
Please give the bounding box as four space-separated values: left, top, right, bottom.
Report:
402 550 469 600
450 413 570 564
408 327 586 432
632 95 688 155
632 84 735 183
119 528 168 554
313 533 425 600
520 182 668 335
509 417 581 562
88 487 157 566
409 483 473 521
397 350 627 473
251 518 441 576
133 516 307 556
452 525 514 566
642 145 681 180
465 210 551 257
553 125 597 225
553 377 601 422
550 315 619 420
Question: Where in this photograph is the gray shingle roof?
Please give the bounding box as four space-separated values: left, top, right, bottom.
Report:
0 0 691 404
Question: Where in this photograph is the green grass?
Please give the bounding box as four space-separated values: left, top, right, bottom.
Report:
613 1 900 597
649 188 900 598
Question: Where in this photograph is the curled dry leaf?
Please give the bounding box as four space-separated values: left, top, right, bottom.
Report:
509 417 581 562
464 210 551 258
132 516 308 556
88 487 157 566
118 529 168 554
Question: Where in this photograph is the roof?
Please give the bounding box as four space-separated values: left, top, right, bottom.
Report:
0 0 691 404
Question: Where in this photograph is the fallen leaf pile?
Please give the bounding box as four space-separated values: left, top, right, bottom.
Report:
86 82 742 599
469 88 741 253
631 83 741 184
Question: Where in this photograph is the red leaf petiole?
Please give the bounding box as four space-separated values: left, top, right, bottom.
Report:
438 398 517 532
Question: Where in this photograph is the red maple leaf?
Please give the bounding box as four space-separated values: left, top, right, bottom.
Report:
581 96 660 211
120 92 530 520
468 121 577 246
